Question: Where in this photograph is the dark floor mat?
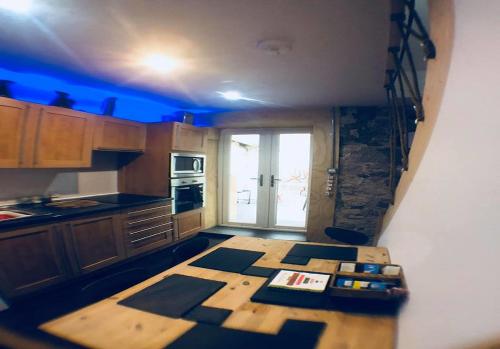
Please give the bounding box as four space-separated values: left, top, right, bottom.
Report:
165 319 325 349
118 274 226 318
189 247 265 273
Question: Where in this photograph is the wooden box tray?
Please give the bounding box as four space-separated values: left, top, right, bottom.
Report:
328 262 408 302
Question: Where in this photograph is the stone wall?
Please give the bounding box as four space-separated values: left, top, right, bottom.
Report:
334 106 392 244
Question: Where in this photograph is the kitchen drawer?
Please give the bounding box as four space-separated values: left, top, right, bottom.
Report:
126 203 171 223
127 213 172 231
122 202 174 256
173 208 204 240
129 227 174 250
128 221 173 241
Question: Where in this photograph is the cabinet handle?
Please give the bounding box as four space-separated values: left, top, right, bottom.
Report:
127 205 169 215
130 230 171 244
128 214 171 225
128 222 172 235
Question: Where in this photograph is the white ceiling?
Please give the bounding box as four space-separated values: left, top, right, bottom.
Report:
0 0 391 110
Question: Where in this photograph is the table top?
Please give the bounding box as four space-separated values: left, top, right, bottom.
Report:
40 236 396 349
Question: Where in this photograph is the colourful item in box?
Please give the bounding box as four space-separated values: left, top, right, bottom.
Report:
369 281 388 290
353 281 370 289
382 265 401 276
363 264 380 274
339 262 356 272
336 278 353 288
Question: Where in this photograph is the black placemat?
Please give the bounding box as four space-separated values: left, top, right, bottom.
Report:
250 270 331 309
280 255 310 265
281 243 358 264
184 306 232 325
241 266 277 277
189 247 265 273
165 319 325 349
118 274 226 318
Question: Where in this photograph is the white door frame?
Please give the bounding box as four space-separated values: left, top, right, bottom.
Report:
217 128 312 232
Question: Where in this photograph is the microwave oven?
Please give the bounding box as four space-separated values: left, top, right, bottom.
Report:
170 153 206 178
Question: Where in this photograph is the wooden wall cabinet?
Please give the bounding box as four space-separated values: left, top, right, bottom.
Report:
0 224 71 297
62 214 125 274
122 202 174 257
33 107 96 168
0 98 38 168
93 117 146 152
171 122 207 153
174 208 204 240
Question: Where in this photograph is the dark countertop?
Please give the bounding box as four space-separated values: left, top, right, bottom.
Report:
0 194 172 231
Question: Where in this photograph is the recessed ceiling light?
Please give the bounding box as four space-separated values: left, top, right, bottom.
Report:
0 0 33 13
219 90 242 101
257 39 293 56
141 53 180 73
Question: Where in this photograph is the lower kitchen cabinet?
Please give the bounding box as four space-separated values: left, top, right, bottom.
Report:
122 202 174 257
174 208 204 240
0 224 71 298
62 214 125 274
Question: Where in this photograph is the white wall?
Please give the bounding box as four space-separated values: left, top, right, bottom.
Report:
379 1 500 348
0 152 118 202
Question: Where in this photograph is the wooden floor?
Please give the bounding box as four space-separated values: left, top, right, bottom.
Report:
40 236 395 349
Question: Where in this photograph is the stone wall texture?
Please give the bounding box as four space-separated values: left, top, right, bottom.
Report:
334 107 392 244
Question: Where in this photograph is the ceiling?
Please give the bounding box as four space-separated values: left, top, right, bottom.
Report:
0 0 391 112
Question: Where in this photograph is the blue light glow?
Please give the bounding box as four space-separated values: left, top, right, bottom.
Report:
0 67 224 123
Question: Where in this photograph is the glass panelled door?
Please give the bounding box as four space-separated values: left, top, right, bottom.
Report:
220 129 311 230
269 133 311 228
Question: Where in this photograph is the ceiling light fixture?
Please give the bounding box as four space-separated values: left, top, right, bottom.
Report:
256 39 293 56
141 53 180 73
0 0 33 13
219 90 243 101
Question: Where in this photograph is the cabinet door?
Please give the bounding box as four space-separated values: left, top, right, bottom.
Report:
123 203 174 257
64 214 125 274
0 224 71 297
0 98 37 168
174 208 204 240
171 122 206 153
33 107 95 168
93 117 146 152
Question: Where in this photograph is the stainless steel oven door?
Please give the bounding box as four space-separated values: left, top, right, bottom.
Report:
171 177 206 214
170 153 206 178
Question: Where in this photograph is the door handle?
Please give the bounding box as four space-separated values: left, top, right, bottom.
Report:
250 175 264 186
270 175 280 187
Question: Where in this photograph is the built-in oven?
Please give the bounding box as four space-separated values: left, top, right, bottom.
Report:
170 153 206 178
170 177 205 214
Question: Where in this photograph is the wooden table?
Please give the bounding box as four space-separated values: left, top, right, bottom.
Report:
40 236 396 349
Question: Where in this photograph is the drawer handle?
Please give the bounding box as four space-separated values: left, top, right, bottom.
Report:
128 222 172 236
130 230 171 244
128 205 171 215
128 214 171 225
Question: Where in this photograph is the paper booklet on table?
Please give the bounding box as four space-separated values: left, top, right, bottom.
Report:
268 270 331 293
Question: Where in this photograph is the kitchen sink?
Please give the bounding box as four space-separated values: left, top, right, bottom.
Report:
0 210 33 222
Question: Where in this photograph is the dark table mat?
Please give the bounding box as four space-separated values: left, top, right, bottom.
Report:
118 274 226 318
241 266 277 277
184 306 232 325
189 247 265 273
165 319 325 349
281 244 358 265
250 270 331 309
